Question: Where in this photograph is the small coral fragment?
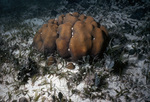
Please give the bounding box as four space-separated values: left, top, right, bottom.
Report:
47 56 56 66
66 63 75 69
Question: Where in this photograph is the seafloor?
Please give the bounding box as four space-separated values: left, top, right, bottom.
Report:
0 1 150 102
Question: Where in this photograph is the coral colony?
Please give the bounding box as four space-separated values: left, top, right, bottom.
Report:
33 12 109 61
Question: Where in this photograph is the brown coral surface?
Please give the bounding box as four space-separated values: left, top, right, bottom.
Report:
33 12 109 61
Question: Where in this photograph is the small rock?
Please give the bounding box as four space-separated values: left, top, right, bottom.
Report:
58 92 63 100
19 97 28 102
66 63 75 69
129 49 135 55
47 56 56 66
12 100 17 102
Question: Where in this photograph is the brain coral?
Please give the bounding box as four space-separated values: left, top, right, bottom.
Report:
33 12 109 61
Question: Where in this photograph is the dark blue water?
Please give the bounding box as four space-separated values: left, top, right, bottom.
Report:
0 0 148 14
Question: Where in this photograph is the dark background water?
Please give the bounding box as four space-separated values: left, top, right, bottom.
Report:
0 0 149 21
0 0 149 13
